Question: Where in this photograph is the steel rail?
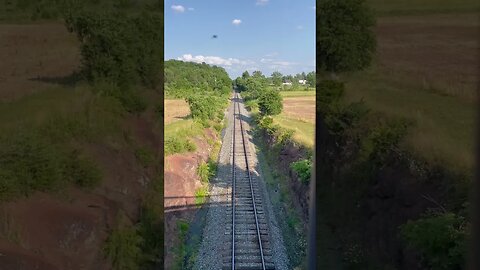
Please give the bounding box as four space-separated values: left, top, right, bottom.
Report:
234 92 266 270
231 92 237 270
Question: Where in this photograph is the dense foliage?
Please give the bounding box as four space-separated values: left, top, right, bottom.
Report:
258 89 283 116
165 60 232 98
317 0 376 73
65 10 163 88
401 212 468 270
104 225 143 270
290 159 312 183
235 75 268 100
185 94 227 122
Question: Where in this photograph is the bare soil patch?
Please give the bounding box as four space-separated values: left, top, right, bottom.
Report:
0 23 80 101
282 96 315 123
165 99 190 124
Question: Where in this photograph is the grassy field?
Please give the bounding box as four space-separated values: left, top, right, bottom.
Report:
280 91 316 98
165 119 203 139
343 5 479 172
273 91 315 148
367 0 480 15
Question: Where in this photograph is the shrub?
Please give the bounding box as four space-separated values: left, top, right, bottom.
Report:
290 159 312 183
185 94 226 122
258 89 283 116
195 187 209 205
0 169 20 200
317 79 345 107
115 88 147 114
135 147 155 168
317 0 376 73
275 128 294 145
401 212 468 270
213 122 223 132
258 116 274 130
245 99 258 111
137 191 163 267
323 101 369 135
363 118 410 161
63 150 102 189
104 226 143 270
93 81 146 113
197 160 214 183
0 131 64 197
165 137 196 156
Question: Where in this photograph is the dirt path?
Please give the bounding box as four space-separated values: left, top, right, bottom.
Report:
194 93 290 270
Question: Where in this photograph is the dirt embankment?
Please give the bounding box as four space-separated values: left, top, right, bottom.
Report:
260 128 311 223
163 128 218 269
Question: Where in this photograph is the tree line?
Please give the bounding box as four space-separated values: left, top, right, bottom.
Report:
164 60 232 99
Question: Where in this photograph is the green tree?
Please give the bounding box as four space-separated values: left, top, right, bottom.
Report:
306 71 316 87
258 89 283 116
252 70 264 78
65 11 163 88
271 71 283 86
317 0 376 73
401 213 468 270
164 60 231 98
242 71 250 79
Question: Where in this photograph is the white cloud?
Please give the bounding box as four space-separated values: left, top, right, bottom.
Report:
171 5 185 13
232 19 242 25
188 7 194 11
271 61 297 67
256 0 269 6
177 54 253 67
264 52 278 57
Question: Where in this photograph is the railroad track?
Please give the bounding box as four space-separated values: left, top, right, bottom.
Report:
223 92 275 270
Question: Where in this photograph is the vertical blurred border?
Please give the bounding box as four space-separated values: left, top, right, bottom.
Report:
308 2 318 269
469 24 480 270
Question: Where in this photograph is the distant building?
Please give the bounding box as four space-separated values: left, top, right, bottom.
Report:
282 80 292 86
298 79 307 85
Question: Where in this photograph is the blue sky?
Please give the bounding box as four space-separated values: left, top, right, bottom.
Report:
165 0 315 78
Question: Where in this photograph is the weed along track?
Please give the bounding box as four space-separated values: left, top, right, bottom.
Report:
224 92 273 270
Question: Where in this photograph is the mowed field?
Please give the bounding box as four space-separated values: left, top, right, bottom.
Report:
274 92 315 148
0 23 80 101
164 98 190 125
367 0 480 15
344 3 479 171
